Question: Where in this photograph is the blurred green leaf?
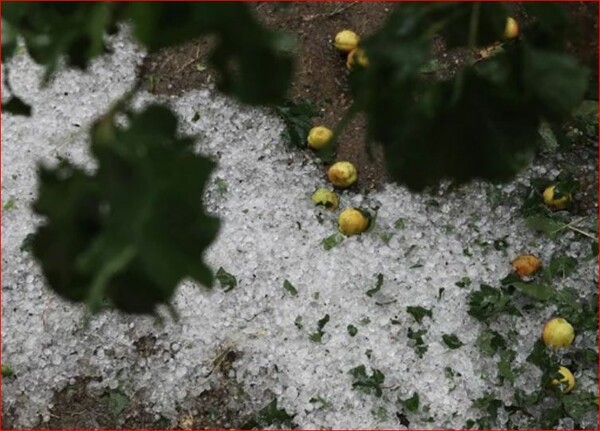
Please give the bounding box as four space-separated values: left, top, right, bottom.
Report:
31 105 220 314
2 96 32 117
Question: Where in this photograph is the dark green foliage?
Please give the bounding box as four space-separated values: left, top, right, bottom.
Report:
467 284 520 322
407 327 428 358
442 333 464 349
242 399 296 429
309 314 330 343
366 273 384 297
347 324 358 337
349 3 588 191
399 392 419 412
476 329 506 356
2 2 118 77
2 96 32 116
274 99 318 148
406 306 432 324
282 279 298 296
216 267 237 292
31 105 220 314
349 365 385 397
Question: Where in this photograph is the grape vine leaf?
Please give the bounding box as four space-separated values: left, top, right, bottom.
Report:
31 105 220 314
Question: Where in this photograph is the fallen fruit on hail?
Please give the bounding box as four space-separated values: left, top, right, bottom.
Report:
542 317 575 349
543 185 572 210
328 161 357 188
551 366 576 394
347 48 369 70
311 188 339 210
512 254 542 278
307 126 333 150
503 17 519 39
334 30 360 52
338 208 369 236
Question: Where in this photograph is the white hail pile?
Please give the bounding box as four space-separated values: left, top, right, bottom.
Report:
2 31 597 429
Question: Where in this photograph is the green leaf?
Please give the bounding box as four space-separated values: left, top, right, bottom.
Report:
2 96 32 117
349 365 385 397
3 198 16 211
455 276 471 288
526 339 555 369
522 46 589 120
467 284 520 322
407 327 428 358
322 233 344 250
399 392 420 412
308 396 331 409
294 315 303 330
309 314 330 343
2 364 15 377
544 255 578 279
347 324 358 337
442 333 464 349
366 273 384 297
349 3 586 191
538 121 559 151
406 306 432 324
562 391 598 421
394 217 406 230
242 399 296 429
106 391 129 417
3 3 118 77
31 105 220 314
493 237 509 251
274 99 318 148
509 281 554 301
282 279 298 296
497 349 517 383
216 267 237 292
476 329 506 356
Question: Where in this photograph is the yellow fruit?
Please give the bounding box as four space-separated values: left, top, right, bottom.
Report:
338 208 369 236
328 161 357 188
511 254 542 278
334 30 360 53
543 185 572 210
542 318 575 349
502 17 519 40
311 188 339 210
551 366 576 394
347 48 369 70
307 126 333 150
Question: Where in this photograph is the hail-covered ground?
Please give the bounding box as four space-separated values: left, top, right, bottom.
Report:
2 31 598 429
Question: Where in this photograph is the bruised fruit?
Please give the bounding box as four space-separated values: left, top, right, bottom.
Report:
328 161 357 188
